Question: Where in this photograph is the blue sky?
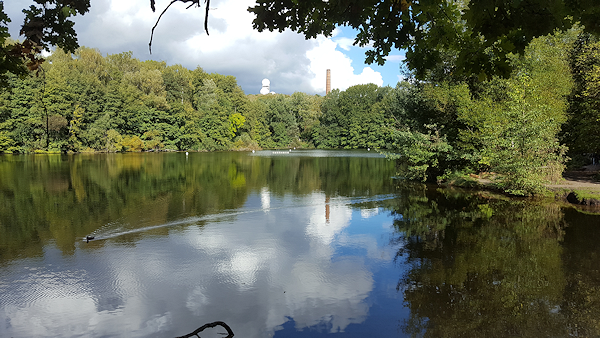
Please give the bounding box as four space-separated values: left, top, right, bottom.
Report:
332 27 405 89
6 0 405 95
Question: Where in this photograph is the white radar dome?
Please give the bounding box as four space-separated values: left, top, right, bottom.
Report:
262 78 270 86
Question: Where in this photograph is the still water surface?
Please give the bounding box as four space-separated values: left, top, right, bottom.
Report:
0 151 599 337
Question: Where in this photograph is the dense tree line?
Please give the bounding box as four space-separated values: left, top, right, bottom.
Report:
1 26 600 195
0 47 329 153
0 46 403 153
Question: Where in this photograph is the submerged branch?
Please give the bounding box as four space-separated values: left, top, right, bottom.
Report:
176 321 234 338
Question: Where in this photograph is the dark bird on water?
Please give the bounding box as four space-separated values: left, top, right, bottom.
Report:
86 236 95 243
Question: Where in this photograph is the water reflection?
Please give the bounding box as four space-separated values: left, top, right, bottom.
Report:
0 152 398 337
392 184 600 337
3 153 600 337
1 192 388 337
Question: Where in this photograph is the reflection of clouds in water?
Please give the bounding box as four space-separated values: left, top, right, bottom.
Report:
281 258 372 332
2 295 173 338
1 192 392 337
219 249 263 288
188 230 230 253
261 187 270 212
140 312 172 335
181 192 373 335
2 298 96 337
338 233 390 260
307 195 353 245
361 207 379 219
186 287 209 315
261 194 374 333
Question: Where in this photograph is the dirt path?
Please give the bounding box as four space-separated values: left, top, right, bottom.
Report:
547 165 600 191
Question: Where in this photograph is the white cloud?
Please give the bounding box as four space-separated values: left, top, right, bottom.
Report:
334 37 356 51
386 54 405 62
6 0 386 95
307 36 383 93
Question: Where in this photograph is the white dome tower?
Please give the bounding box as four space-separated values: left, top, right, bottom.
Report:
260 78 270 95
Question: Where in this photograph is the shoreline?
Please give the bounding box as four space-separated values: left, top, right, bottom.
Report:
454 167 600 212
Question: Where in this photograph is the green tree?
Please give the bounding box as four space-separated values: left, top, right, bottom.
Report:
464 31 575 194
162 64 193 106
260 94 298 148
4 74 46 151
289 91 323 144
228 112 245 138
563 34 600 155
67 105 84 151
195 79 232 150
385 30 575 194
315 84 395 149
241 96 273 148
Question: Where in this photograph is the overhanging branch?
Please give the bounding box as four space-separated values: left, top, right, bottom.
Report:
149 0 210 54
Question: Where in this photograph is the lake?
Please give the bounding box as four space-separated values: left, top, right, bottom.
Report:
1 151 599 337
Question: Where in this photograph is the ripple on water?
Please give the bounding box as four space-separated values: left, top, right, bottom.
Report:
0 266 91 308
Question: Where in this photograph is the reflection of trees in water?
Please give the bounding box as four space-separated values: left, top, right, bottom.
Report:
392 183 600 337
560 209 600 337
0 153 395 263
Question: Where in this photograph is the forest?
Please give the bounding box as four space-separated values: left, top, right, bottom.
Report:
1 27 599 195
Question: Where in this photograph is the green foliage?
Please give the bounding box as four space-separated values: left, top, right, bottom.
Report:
462 31 575 194
473 74 568 195
105 129 123 152
315 84 396 149
384 30 575 195
290 92 323 139
260 94 299 148
0 130 15 153
250 0 600 80
2 48 324 153
386 125 453 182
232 133 260 151
0 27 589 198
228 112 245 138
67 105 84 152
142 130 164 150
563 34 600 154
120 135 145 152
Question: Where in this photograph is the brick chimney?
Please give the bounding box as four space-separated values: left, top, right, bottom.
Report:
326 69 331 95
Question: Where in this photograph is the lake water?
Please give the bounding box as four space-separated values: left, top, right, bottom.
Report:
1 151 599 337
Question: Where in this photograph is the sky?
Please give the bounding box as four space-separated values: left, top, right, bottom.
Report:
5 0 405 95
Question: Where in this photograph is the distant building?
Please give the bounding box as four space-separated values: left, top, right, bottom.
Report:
260 78 275 95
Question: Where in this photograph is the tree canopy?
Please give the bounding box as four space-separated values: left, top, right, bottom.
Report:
0 0 90 85
250 0 600 79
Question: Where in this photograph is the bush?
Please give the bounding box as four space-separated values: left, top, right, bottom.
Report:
385 125 452 182
120 135 145 152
